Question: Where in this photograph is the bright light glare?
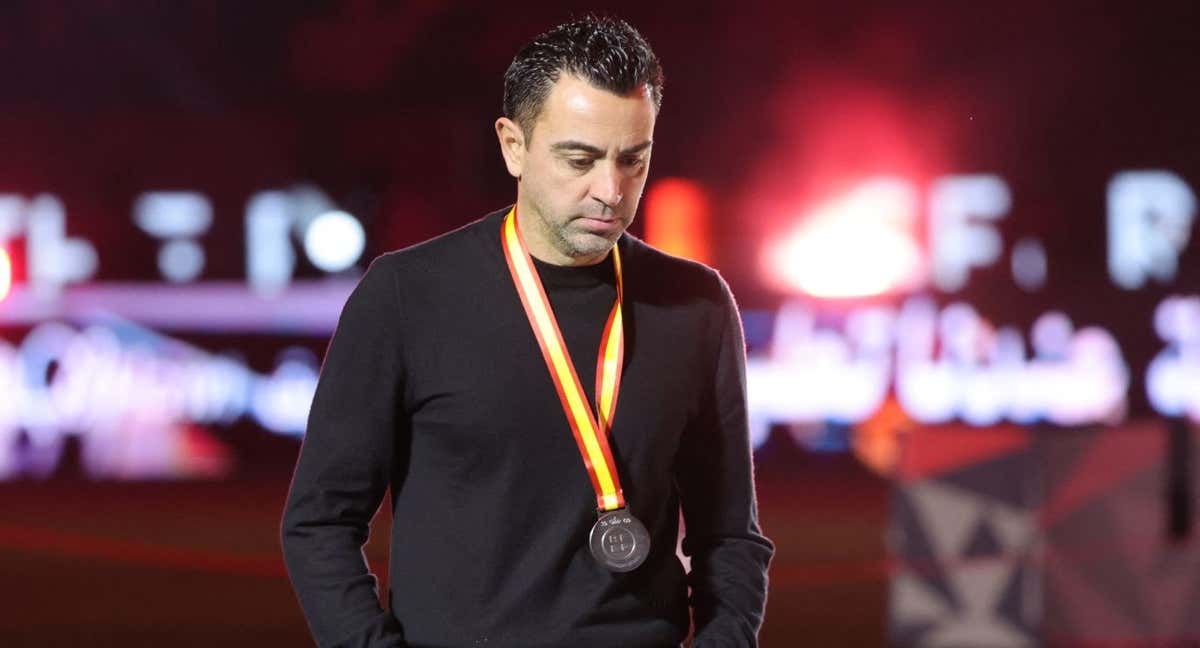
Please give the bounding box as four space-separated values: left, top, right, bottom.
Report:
303 210 365 273
768 178 921 298
0 248 10 301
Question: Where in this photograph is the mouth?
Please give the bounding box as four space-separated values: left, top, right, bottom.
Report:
574 215 622 233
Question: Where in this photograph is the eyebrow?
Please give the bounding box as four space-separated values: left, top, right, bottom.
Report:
549 140 653 156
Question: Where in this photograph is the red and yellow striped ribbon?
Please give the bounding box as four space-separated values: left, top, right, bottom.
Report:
501 207 627 512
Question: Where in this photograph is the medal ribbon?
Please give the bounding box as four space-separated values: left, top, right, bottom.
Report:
501 207 627 512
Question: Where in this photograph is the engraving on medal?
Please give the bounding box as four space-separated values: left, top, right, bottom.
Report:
589 508 651 572
601 526 635 559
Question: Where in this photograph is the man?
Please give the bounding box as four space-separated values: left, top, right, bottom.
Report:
281 15 773 648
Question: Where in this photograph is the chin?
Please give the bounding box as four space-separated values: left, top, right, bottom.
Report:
569 231 620 254
568 243 614 260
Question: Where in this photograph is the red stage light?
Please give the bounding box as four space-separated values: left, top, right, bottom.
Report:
733 74 958 301
0 247 11 302
644 178 712 265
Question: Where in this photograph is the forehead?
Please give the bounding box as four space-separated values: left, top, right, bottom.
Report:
533 74 656 146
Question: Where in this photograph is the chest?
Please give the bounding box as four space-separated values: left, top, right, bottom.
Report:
399 273 711 485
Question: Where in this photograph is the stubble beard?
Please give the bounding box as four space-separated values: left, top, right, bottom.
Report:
553 219 619 259
525 194 631 263
554 212 635 262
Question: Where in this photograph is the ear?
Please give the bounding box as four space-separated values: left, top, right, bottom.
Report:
495 117 526 180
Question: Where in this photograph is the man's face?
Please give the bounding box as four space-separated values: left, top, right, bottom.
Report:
497 74 657 265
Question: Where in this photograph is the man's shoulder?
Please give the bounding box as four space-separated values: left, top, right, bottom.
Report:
621 233 731 305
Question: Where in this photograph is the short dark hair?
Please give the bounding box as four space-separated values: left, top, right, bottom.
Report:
503 15 664 139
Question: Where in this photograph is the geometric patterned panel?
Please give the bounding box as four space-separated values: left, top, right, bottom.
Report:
889 474 1040 646
890 419 1200 646
1039 421 1200 643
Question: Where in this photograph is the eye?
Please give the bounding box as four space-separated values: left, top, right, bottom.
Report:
566 158 594 170
620 156 646 169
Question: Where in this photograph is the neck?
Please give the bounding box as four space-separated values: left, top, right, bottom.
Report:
514 198 612 267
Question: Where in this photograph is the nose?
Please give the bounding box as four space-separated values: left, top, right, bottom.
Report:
591 163 623 213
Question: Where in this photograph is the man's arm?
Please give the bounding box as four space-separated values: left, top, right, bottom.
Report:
676 272 775 647
280 257 407 647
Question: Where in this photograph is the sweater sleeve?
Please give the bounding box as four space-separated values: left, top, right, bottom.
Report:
676 273 775 647
280 257 408 648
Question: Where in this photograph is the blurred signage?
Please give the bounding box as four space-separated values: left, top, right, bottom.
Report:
746 168 1200 448
1 169 1199 478
766 170 1196 298
0 183 360 479
745 297 1132 449
0 320 318 480
0 183 364 331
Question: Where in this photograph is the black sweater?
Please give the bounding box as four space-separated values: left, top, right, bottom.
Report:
281 207 774 648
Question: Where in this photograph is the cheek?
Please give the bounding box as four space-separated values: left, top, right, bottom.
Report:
525 168 577 214
524 162 555 197
548 171 591 203
525 156 593 207
527 157 563 188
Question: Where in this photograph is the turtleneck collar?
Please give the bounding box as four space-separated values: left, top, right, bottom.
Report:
529 248 618 289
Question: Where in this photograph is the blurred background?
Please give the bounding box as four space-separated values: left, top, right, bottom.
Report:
1 1 1199 645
